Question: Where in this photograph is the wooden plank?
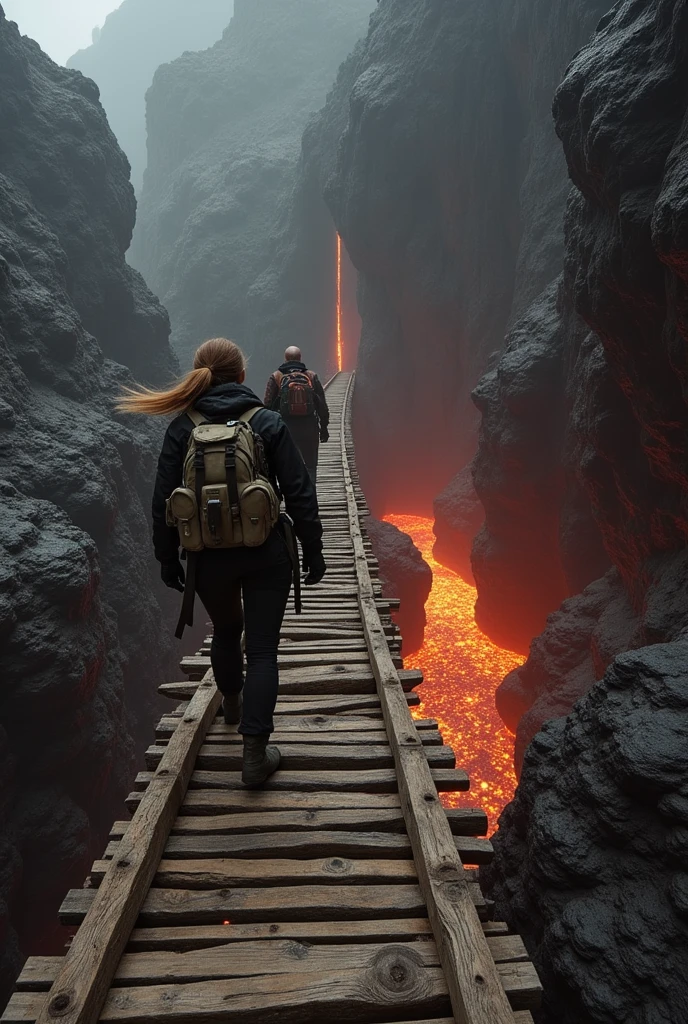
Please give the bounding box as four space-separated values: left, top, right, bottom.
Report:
131 767 470 794
103 831 493 865
182 652 377 672
145 743 457 772
0 967 450 1024
113 805 487 837
128 788 405 815
18 940 443 988
156 721 441 745
118 919 511 953
89 856 419 889
278 628 364 640
122 918 435 952
339 373 520 1024
174 713 414 733
30 675 222 1024
59 882 489 926
179 789 405 813
156 728 442 748
158 675 422 701
19 937 533 987
13 954 540 1011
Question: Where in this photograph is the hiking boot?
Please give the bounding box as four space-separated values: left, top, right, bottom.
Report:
222 692 243 725
242 734 281 788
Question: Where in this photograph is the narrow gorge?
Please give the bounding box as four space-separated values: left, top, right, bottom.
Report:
1 0 688 1021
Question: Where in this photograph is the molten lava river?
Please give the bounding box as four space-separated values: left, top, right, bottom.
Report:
384 515 524 835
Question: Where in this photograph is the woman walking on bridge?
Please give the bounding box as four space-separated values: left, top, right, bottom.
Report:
118 338 326 787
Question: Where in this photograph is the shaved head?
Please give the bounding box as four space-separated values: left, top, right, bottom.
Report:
285 346 302 362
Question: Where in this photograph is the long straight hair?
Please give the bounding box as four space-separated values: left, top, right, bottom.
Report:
116 338 247 416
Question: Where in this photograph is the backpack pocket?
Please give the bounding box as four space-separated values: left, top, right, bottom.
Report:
240 481 280 547
200 484 236 548
169 487 204 552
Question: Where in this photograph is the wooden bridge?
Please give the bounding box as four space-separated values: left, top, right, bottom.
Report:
3 373 541 1024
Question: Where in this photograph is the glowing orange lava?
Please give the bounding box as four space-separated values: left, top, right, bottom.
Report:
336 233 343 372
384 514 524 835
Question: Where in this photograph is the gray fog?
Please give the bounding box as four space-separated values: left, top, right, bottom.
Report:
2 0 120 64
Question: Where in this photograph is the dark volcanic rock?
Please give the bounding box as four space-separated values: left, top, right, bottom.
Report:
432 464 483 583
498 569 639 774
471 282 610 653
0 8 177 1008
68 0 233 193
476 0 688 729
480 4 688 1021
484 644 688 1024
364 518 432 656
320 0 610 516
130 0 376 379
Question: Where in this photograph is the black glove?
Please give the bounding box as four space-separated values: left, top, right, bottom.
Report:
161 559 185 593
302 548 326 586
319 426 330 443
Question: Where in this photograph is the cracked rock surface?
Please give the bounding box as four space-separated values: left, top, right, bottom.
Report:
0 7 177 1006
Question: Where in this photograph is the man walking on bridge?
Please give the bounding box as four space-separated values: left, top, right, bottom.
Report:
264 347 330 485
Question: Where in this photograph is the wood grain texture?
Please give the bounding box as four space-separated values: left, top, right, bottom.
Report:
31 676 221 1024
13 373 539 1024
17 941 539 1004
59 882 488 926
338 374 521 1024
132 766 469 795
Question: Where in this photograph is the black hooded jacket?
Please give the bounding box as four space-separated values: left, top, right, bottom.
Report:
152 383 323 564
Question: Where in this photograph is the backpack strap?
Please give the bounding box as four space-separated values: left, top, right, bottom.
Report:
175 552 198 641
239 406 263 423
187 408 208 427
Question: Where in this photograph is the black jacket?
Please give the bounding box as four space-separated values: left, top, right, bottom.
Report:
263 361 330 428
152 383 323 564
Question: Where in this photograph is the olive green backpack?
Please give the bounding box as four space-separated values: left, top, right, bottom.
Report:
166 408 280 552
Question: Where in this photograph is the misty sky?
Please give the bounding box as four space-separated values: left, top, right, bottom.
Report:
3 0 121 65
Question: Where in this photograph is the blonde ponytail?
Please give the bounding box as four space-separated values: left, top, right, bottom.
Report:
116 338 246 416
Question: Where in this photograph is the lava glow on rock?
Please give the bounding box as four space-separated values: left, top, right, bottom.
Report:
384 514 524 834
336 233 343 372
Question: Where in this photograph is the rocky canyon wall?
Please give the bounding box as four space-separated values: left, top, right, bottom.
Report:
130 0 376 383
324 0 612 517
68 0 234 193
365 518 432 655
480 2 688 1021
475 0 688 753
0 8 178 1008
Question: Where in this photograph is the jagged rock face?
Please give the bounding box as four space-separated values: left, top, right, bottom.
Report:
130 0 376 380
364 517 432 655
67 0 233 193
480 4 688 1020
475 0 688 727
483 644 688 1024
431 464 483 584
319 0 611 516
68 0 233 192
471 281 611 653
0 13 172 383
0 8 177 1008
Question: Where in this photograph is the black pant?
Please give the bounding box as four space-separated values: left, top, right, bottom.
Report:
194 531 293 735
284 417 319 485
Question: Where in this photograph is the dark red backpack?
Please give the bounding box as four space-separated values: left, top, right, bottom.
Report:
275 370 315 418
